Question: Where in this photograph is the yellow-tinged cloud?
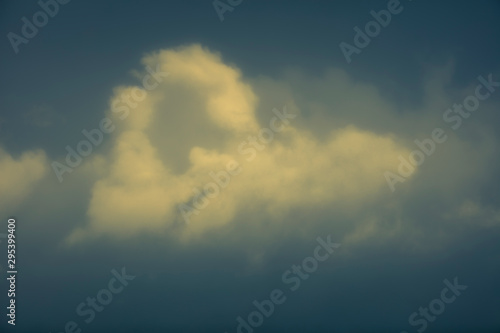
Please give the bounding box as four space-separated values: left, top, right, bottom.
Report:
0 147 48 211
66 44 415 244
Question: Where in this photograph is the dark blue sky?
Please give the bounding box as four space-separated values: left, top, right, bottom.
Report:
1 1 500 332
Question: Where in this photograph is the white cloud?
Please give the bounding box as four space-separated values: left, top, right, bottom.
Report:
66 44 415 244
0 147 48 211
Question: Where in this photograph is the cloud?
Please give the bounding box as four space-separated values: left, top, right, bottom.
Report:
443 200 500 228
0 147 48 212
66 44 415 244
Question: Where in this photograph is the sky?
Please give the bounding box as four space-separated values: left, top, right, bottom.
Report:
1 0 500 332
